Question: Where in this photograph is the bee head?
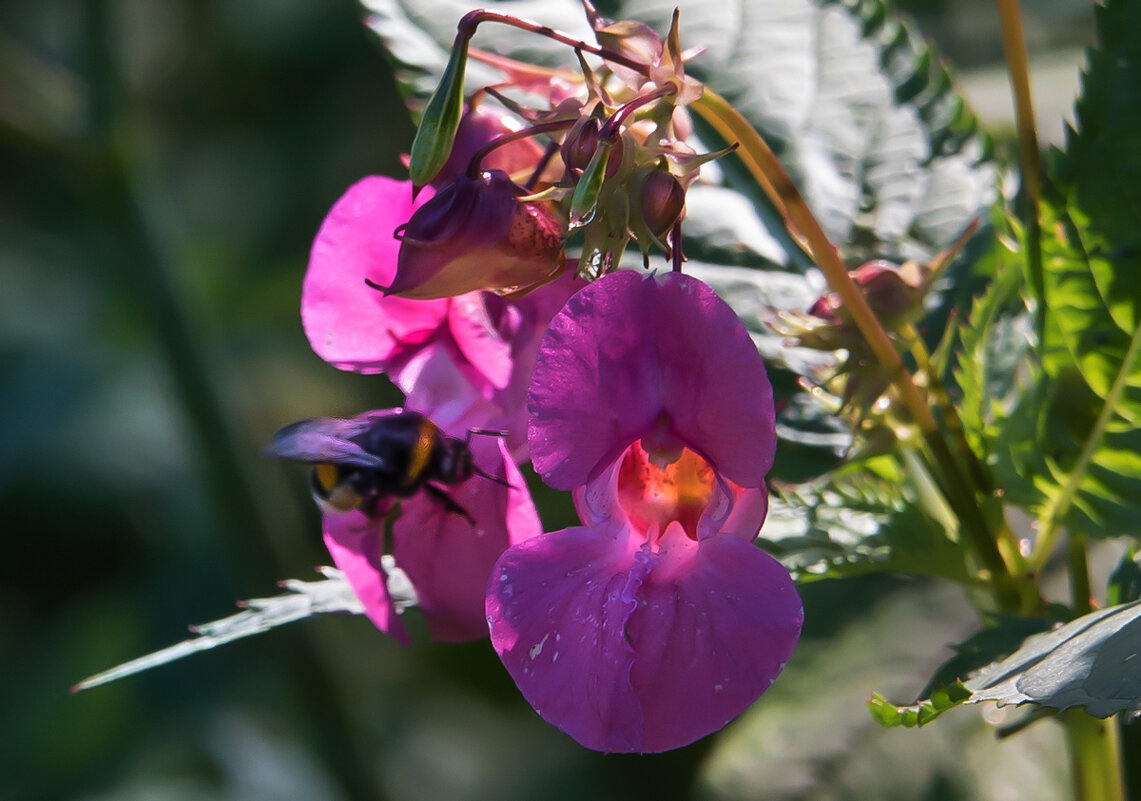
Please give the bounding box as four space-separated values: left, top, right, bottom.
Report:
437 442 474 484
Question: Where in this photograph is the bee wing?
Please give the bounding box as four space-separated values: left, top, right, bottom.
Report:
263 416 389 469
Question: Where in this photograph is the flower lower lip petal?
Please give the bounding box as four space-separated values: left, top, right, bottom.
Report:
487 523 647 752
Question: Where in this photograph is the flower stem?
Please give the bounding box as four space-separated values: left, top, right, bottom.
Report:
458 10 649 76
466 118 575 176
1062 710 1125 801
995 0 1047 358
995 0 1041 208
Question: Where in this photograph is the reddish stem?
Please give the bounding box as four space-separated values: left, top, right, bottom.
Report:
601 84 678 138
466 119 576 177
525 141 561 191
458 9 650 76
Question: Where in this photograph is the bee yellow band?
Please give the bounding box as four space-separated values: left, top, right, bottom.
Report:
405 419 437 487
315 463 339 492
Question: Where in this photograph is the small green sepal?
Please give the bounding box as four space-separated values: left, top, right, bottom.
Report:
569 140 612 228
409 38 470 188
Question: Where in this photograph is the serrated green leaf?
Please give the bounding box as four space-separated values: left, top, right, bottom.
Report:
867 681 970 729
953 212 1032 448
957 0 1141 540
920 614 1062 698
1052 0 1141 336
760 455 972 583
965 600 1141 718
73 567 370 691
1018 0 1141 539
1006 196 1141 539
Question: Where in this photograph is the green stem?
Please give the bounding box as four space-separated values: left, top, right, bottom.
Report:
1069 533 1093 616
1062 710 1125 801
903 324 995 497
995 0 1047 375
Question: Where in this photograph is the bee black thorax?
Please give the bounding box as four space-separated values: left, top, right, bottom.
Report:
268 409 484 521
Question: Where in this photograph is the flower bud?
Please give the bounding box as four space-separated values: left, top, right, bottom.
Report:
808 260 918 327
562 118 623 176
633 168 685 240
569 140 615 229
386 169 566 299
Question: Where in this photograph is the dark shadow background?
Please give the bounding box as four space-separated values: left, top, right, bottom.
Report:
2 1 1136 800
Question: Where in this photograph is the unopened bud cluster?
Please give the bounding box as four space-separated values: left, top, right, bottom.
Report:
387 1 731 299
775 227 974 438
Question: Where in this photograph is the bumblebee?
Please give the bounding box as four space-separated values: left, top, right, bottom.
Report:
264 410 506 522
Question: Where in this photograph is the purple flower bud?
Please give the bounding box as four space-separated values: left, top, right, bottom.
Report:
562 117 623 176
808 260 918 326
386 169 566 300
634 168 685 240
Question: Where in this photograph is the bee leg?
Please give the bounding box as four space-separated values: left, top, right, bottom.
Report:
425 484 475 524
465 427 509 442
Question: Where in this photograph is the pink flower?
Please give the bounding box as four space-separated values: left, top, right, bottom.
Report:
486 271 803 753
302 175 581 454
323 420 541 644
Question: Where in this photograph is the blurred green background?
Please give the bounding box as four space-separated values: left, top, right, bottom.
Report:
2 1 1134 800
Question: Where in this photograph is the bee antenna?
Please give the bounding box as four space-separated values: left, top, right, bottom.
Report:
473 464 515 489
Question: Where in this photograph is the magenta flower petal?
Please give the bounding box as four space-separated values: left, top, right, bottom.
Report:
528 271 776 490
626 528 803 752
303 176 447 372
323 511 411 645
448 293 517 391
392 438 540 642
395 344 496 438
486 522 647 752
488 521 802 752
